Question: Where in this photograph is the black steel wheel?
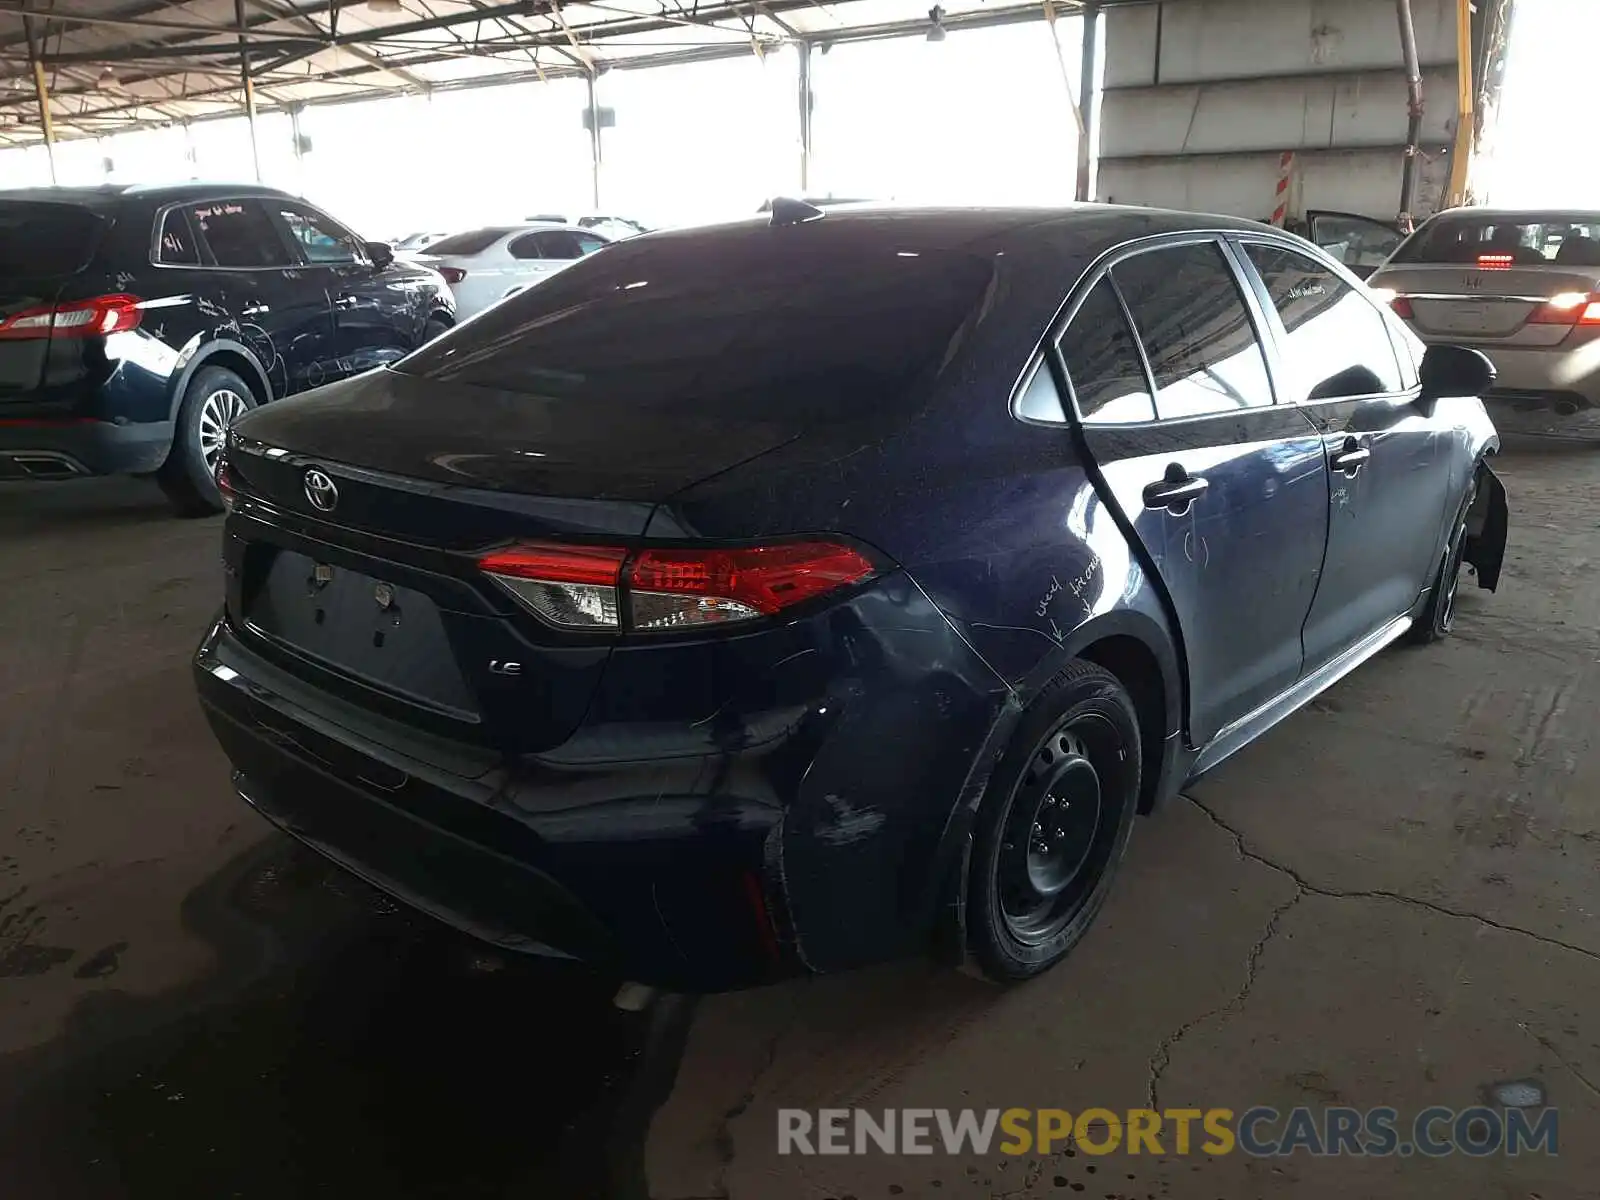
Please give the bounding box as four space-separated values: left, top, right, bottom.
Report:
967 659 1140 981
1411 474 1479 644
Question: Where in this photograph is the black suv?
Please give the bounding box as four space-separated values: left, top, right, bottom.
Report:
0 183 455 514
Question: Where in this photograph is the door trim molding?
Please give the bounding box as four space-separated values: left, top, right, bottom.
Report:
1188 611 1412 778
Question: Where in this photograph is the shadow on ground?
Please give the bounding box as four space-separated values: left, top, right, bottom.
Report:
0 834 692 1200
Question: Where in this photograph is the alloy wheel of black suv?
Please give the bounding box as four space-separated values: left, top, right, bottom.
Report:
0 183 456 514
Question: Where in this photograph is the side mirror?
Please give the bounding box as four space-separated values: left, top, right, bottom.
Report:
365 240 395 269
1418 344 1495 414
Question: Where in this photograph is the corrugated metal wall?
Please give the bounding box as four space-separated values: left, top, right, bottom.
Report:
1098 0 1461 221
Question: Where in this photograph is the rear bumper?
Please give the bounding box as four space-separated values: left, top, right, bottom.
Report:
194 615 789 991
0 417 172 478
194 592 1011 989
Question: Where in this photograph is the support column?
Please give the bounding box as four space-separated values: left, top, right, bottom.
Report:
290 105 306 195
797 40 813 192
1075 2 1101 202
23 15 56 184
1395 0 1425 231
585 71 603 210
237 0 262 182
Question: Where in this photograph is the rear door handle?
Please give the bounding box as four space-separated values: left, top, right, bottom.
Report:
1330 439 1371 476
334 295 359 310
1143 467 1209 514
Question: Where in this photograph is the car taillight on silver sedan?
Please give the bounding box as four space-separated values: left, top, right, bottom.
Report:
477 540 880 632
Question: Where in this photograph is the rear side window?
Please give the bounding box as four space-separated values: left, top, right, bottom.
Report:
574 233 608 256
187 200 291 269
507 232 545 261
1112 242 1274 420
155 207 199 265
0 202 103 277
1058 279 1154 424
398 236 996 426
1243 244 1402 401
535 231 587 260
427 228 511 256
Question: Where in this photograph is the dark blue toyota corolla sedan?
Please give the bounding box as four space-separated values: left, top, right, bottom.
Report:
194 204 1509 991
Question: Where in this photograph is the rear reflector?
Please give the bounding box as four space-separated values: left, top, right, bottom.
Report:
215 456 239 513
0 294 142 341
476 540 878 632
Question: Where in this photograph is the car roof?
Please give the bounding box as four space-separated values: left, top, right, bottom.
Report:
643 202 1271 265
0 182 296 209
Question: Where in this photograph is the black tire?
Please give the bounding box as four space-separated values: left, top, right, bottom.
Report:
422 316 452 343
966 659 1141 982
1409 473 1479 644
156 365 256 517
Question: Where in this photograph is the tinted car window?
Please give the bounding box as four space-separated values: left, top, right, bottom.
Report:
536 231 587 260
188 200 291 269
0 202 103 277
275 203 360 265
155 208 199 266
1244 243 1402 401
507 232 546 261
1058 279 1155 424
398 237 996 427
1113 242 1274 419
426 228 512 256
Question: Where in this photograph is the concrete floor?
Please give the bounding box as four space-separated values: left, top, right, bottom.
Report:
1 440 1595 1199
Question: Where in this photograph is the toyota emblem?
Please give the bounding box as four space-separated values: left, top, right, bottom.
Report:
303 468 339 512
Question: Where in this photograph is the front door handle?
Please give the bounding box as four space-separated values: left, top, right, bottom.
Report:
1143 466 1209 515
334 295 359 310
1330 438 1371 476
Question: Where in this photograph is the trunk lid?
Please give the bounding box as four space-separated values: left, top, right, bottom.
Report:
1373 263 1600 346
225 368 802 755
0 201 107 400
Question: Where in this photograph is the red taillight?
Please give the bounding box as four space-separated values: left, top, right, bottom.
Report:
475 540 878 632
1582 302 1600 326
0 294 142 341
215 456 239 512
626 542 878 630
1527 292 1598 326
1476 254 1514 270
1389 295 1414 320
479 543 628 629
437 267 467 284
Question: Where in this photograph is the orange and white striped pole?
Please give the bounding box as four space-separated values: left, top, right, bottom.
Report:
1270 151 1296 227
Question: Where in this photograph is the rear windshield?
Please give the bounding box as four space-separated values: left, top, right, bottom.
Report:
1390 213 1600 267
424 227 512 256
0 201 104 277
396 233 997 422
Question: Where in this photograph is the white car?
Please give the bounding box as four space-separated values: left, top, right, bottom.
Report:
414 223 614 319
526 212 651 241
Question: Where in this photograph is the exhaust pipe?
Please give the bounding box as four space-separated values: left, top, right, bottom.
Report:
10 454 86 480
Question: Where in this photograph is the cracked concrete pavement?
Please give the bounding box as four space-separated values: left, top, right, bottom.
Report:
646 439 1600 1200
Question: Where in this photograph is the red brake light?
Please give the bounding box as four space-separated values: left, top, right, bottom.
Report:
1476 254 1514 270
476 540 878 632
437 267 467 284
0 294 142 341
1582 302 1600 326
1389 295 1414 320
626 542 877 629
